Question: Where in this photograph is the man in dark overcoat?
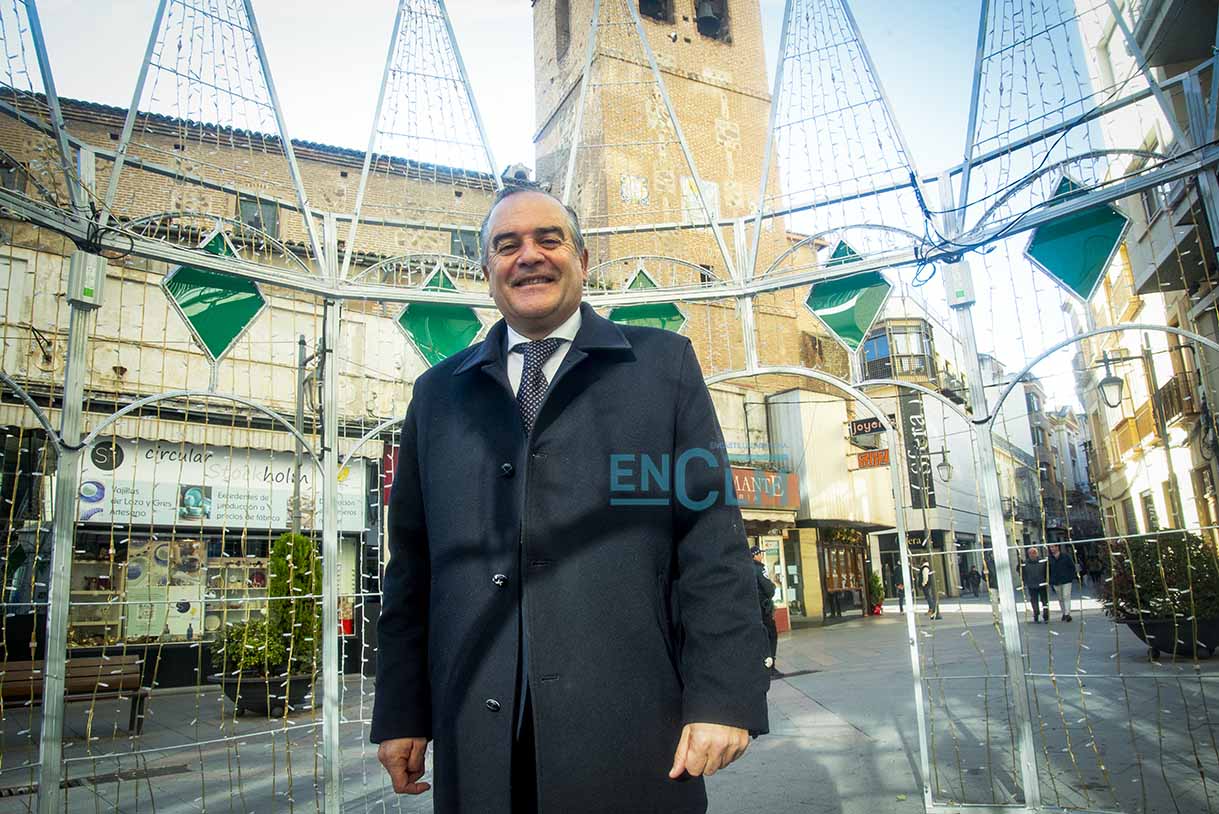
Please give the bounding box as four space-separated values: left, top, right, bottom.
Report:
371 187 770 813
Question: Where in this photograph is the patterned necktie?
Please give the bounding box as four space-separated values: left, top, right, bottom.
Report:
513 338 563 435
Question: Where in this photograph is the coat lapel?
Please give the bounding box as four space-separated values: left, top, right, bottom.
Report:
452 303 633 436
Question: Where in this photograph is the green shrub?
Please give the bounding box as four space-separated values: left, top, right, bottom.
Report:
868 571 885 605
1101 531 1219 621
211 532 321 675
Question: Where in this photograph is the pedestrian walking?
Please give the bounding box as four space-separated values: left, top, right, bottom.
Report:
967 565 982 597
1048 543 1076 622
920 560 941 619
1022 546 1049 623
372 188 769 814
752 546 780 678
1087 554 1103 589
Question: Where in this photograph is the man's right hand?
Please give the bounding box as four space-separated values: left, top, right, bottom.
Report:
378 737 431 794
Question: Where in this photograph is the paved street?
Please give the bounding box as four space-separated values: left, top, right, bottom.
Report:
2 592 1217 813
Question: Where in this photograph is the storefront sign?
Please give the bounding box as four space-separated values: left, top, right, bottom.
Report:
730 467 800 510
856 448 890 469
849 417 883 437
79 438 366 532
898 392 937 509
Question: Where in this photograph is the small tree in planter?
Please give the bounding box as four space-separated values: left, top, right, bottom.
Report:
867 571 885 615
1101 530 1219 659
211 532 322 715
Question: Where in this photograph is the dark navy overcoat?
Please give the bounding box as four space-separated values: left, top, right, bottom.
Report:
371 303 770 813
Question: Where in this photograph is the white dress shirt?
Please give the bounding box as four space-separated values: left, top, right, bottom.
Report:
505 308 582 394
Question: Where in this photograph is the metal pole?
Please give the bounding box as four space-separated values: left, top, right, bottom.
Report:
240 0 327 266
98 0 169 229
746 0 793 280
293 334 306 538
36 147 98 814
937 169 1042 808
24 0 85 217
1142 338 1187 527
560 0 602 208
951 282 1044 810
956 0 992 217
320 213 342 811
437 0 502 192
339 0 407 280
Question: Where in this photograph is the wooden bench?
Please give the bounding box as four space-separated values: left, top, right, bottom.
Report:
0 655 150 734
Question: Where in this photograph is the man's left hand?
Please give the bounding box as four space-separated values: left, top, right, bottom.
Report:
669 722 750 779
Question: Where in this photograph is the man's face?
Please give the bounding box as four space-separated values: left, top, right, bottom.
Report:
1048 545 1059 557
1028 547 1040 559
483 192 589 338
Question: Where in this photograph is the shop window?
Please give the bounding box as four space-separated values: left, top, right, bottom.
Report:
556 0 571 59
450 228 481 260
639 0 673 23
238 195 279 238
695 0 730 40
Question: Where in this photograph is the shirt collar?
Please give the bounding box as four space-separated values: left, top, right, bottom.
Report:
505 307 583 352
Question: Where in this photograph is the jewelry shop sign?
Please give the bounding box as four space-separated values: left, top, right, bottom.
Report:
78 438 366 532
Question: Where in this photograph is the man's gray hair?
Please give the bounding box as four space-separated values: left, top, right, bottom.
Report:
478 186 586 265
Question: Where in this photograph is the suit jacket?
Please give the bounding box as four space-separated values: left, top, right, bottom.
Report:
371 303 770 814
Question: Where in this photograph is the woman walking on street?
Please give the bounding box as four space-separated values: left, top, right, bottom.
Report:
1048 543 1076 622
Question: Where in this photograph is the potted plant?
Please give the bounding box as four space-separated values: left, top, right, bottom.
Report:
867 571 885 615
210 531 321 716
1101 530 1219 660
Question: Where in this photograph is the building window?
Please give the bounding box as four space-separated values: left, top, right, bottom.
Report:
695 0 730 41
450 229 480 260
237 195 279 238
1140 489 1159 532
1026 391 1041 413
639 0 673 23
1121 496 1140 535
556 0 571 59
1140 183 1169 222
1033 426 1047 447
861 331 891 378
0 155 27 194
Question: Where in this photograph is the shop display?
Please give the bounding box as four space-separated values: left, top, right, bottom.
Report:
203 557 269 639
68 559 125 647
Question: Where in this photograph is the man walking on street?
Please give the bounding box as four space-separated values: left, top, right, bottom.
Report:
752 546 779 677
371 187 769 814
1022 546 1049 623
920 559 941 620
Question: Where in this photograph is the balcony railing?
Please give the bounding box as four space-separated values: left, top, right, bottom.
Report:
1155 372 1200 426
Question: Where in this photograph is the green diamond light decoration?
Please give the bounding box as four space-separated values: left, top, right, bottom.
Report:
608 269 687 332
805 245 891 351
163 231 267 361
397 267 482 366
1024 175 1130 301
825 239 861 268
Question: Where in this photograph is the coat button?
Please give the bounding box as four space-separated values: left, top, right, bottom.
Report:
485 699 501 712
492 573 508 586
500 462 514 477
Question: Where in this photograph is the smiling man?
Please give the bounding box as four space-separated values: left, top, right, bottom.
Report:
371 187 769 814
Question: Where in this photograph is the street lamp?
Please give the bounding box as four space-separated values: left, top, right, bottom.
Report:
932 445 953 482
1098 351 1124 410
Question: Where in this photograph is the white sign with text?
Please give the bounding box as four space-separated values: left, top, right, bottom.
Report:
78 438 366 532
